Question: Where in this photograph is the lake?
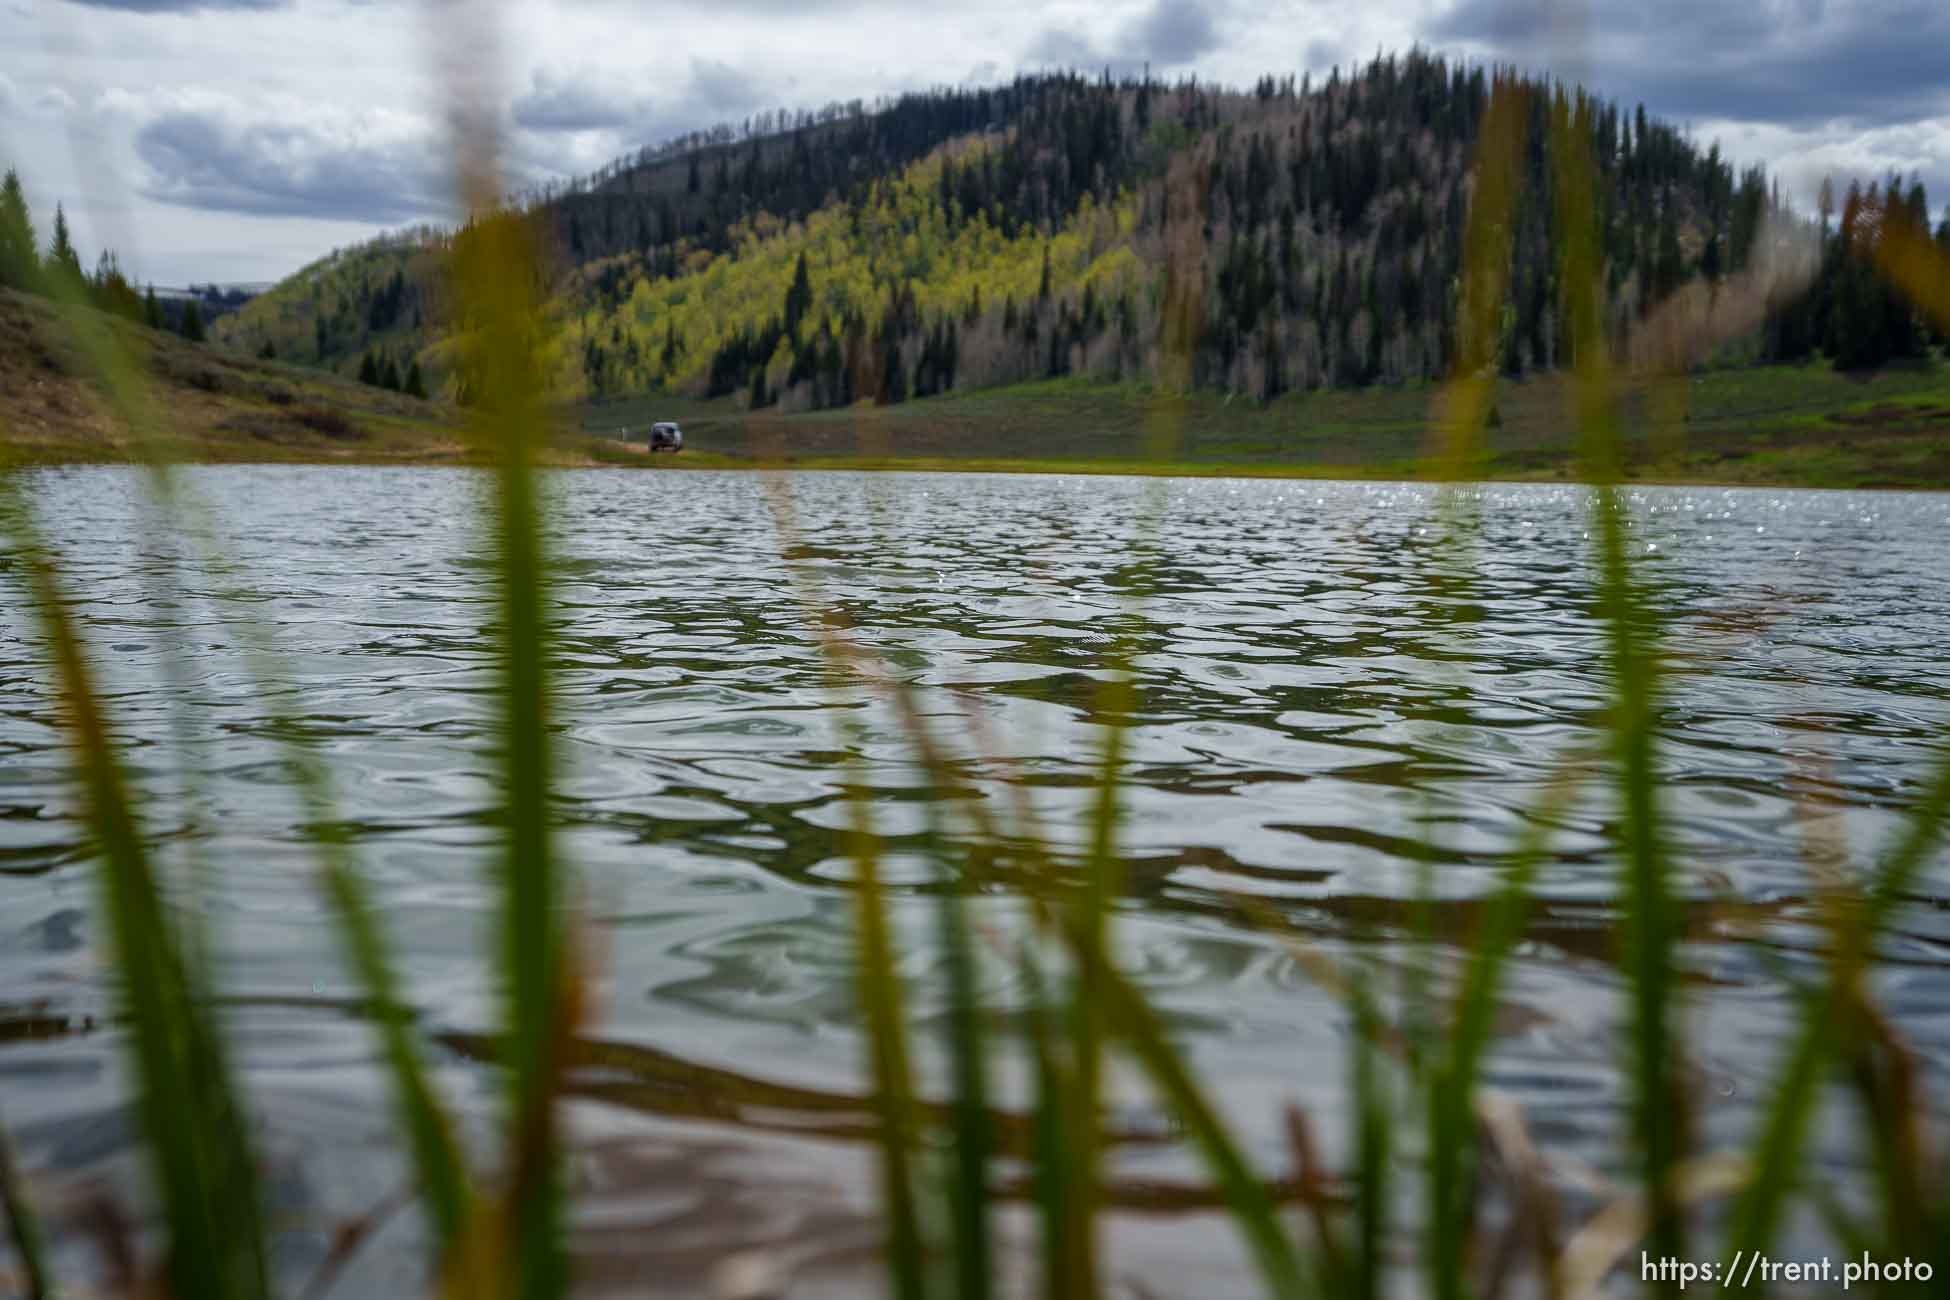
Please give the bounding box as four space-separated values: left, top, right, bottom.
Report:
4 465 1950 1296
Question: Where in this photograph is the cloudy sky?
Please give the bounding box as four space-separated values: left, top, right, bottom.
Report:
3 0 1946 287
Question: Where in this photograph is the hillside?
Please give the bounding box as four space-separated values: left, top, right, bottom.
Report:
0 287 470 465
215 56 1819 412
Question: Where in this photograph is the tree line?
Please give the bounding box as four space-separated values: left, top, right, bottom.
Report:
0 166 203 339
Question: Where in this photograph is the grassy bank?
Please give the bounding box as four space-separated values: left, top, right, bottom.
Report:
579 363 1950 488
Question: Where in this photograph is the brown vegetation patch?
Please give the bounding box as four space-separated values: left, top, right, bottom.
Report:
293 406 363 439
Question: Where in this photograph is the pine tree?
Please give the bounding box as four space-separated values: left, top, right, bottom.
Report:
405 360 427 399
0 168 37 291
783 251 812 336
381 358 402 391
179 298 205 343
258 339 277 360
45 202 82 291
358 350 379 385
143 284 163 329
88 249 143 323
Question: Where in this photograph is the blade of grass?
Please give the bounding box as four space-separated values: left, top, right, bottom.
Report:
1414 86 1528 1293
1719 748 1950 1282
938 848 993 1300
1549 82 1687 1265
0 1106 51 1300
316 840 474 1250
847 764 930 1300
1064 671 1132 1300
440 933 590 1300
1351 954 1393 1300
1839 991 1927 1255
1020 947 1078 1300
1285 1104 1350 1296
1064 922 1308 1299
1425 756 1584 1292
0 475 270 1300
451 174 570 1298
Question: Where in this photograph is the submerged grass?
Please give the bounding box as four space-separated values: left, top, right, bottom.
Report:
10 8 1950 1300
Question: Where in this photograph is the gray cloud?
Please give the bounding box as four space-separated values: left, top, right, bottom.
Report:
689 57 764 114
1025 27 1100 69
1127 0 1218 67
135 109 454 223
512 71 644 133
507 55 774 156
1303 39 1343 73
1028 0 1223 74
1426 0 1950 129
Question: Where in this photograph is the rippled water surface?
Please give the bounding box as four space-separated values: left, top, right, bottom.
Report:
5 466 1950 1296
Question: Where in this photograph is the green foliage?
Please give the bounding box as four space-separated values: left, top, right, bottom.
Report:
42 203 81 292
213 234 442 382
0 168 38 292
179 298 205 343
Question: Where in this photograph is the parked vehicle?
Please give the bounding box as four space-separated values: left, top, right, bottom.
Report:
626 421 684 452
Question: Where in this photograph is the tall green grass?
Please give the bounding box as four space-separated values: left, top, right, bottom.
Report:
7 17 1950 1300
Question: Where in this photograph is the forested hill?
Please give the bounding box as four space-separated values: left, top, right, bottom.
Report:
212 53 1946 411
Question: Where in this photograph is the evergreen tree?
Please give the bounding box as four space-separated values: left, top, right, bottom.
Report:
143 284 163 330
88 249 144 323
405 360 427 399
45 202 82 291
179 298 205 343
0 168 36 291
381 357 402 391
259 339 277 360
783 251 812 336
358 350 379 385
